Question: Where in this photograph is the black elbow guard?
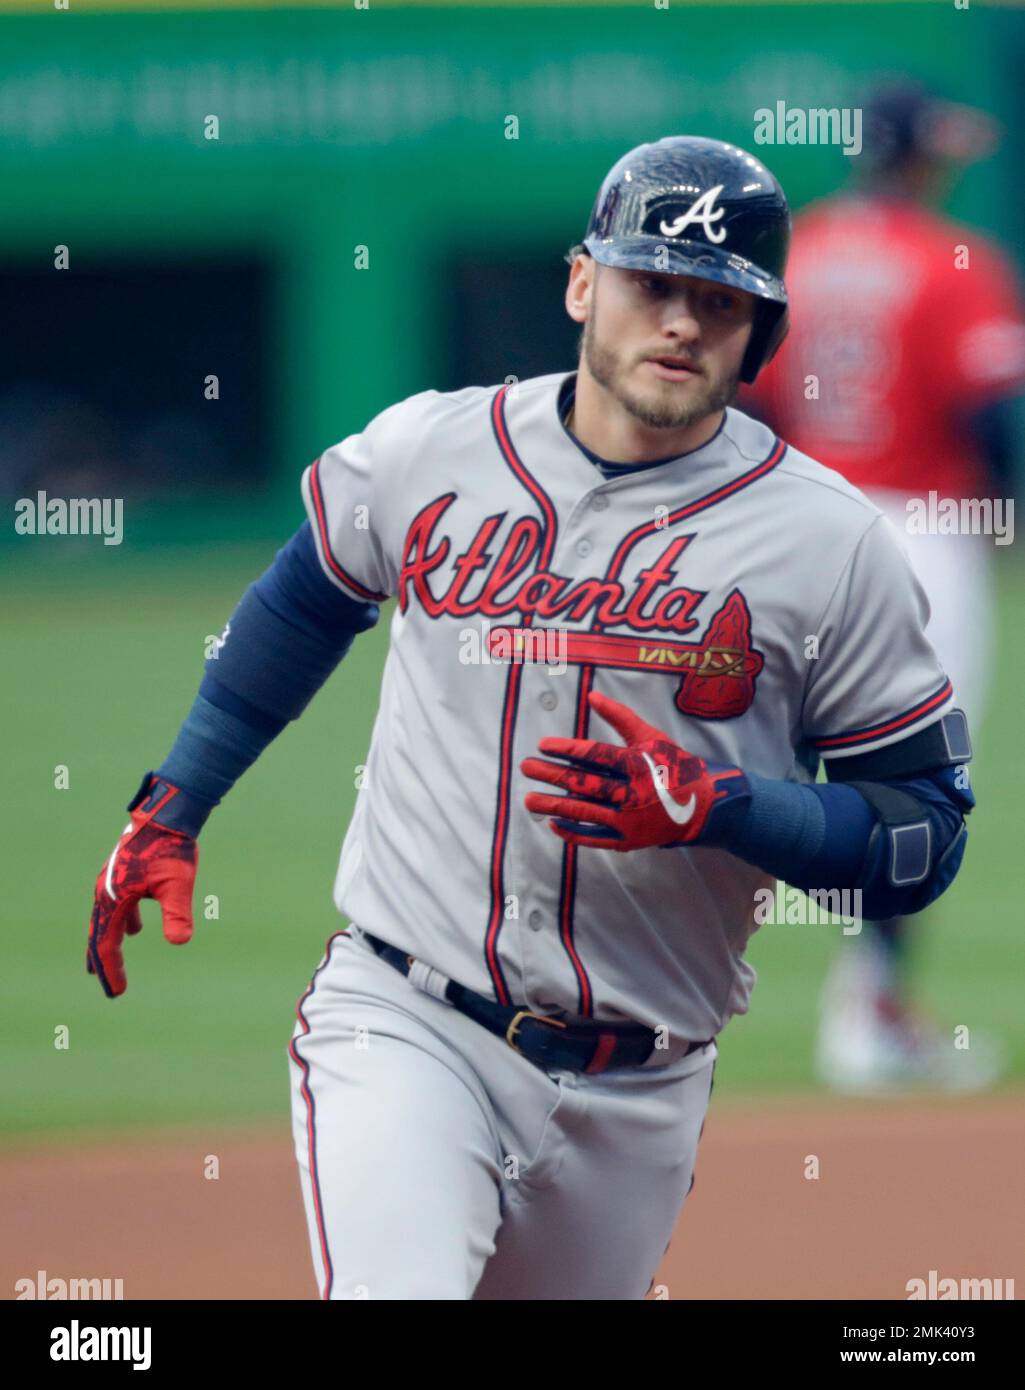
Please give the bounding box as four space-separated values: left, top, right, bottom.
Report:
847 710 974 917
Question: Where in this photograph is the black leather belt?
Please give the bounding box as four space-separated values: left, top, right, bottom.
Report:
362 931 712 1076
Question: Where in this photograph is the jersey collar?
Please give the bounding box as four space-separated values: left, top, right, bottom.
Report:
556 371 729 479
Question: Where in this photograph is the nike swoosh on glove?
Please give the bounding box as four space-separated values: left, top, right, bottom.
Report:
521 689 750 851
87 775 198 998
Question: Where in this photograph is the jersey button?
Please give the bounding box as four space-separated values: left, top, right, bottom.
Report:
590 494 609 512
539 691 557 711
575 538 592 557
527 909 544 931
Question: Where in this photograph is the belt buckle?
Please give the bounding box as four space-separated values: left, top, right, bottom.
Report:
505 1009 567 1056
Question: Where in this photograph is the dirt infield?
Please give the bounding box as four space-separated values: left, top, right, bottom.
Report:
4 1094 1022 1301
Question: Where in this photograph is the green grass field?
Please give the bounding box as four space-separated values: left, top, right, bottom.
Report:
4 540 1024 1138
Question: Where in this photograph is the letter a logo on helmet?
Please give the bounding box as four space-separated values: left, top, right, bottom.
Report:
573 135 792 383
659 185 727 244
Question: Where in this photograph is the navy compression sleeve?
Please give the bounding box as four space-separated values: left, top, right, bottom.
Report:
153 522 380 836
719 766 972 919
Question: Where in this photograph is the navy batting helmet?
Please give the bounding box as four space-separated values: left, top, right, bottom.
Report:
573 136 791 383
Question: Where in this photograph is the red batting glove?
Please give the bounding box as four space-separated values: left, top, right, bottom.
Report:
87 776 198 998
521 690 750 852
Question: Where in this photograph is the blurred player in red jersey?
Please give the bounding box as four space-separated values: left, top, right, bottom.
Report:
749 81 1025 1092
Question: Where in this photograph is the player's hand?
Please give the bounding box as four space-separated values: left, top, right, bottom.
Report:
87 776 198 998
521 690 750 851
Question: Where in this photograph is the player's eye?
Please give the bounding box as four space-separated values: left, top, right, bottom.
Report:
635 275 668 295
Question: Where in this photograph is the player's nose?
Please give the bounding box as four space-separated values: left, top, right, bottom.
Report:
661 288 702 340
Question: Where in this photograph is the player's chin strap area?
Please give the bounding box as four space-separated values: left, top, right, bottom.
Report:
361 931 713 1075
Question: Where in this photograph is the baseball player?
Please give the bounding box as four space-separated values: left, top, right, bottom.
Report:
748 84 1025 1092
87 137 976 1300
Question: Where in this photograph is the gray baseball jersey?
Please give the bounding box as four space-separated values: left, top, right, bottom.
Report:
300 370 952 1043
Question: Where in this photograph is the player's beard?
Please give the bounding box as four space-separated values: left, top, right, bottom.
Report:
579 313 741 431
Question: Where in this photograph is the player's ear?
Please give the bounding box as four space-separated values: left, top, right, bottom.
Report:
565 253 594 325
